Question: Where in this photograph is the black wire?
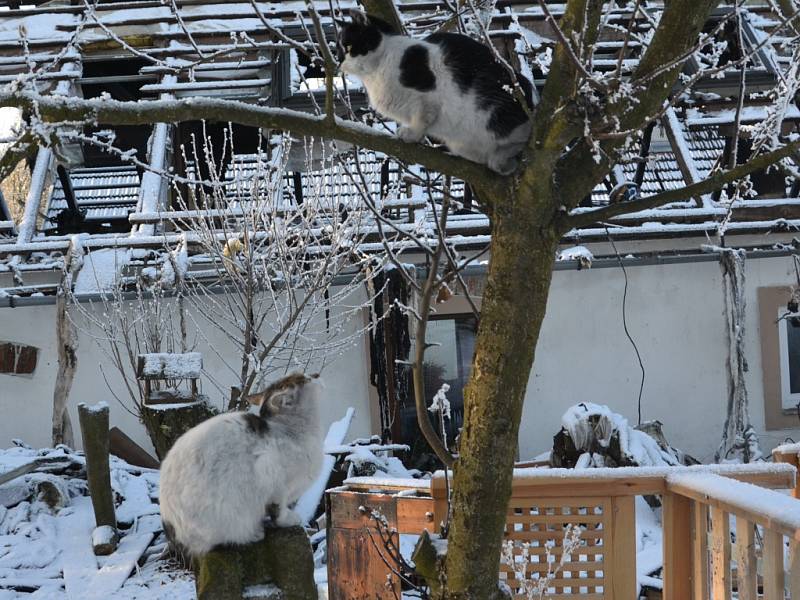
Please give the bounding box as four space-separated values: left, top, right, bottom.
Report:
605 228 646 425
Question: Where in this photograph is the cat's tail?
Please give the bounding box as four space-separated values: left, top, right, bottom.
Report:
162 519 194 570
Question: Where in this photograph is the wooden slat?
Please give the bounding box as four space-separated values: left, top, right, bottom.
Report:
608 495 636 600
506 513 604 525
772 447 800 498
693 502 710 600
668 474 800 540
504 529 605 541
710 507 732 600
430 466 796 501
395 495 435 534
735 518 757 600
763 529 785 600
789 538 800 599
664 493 693 600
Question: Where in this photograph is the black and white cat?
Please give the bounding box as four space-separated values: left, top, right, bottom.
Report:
159 373 322 559
338 11 534 175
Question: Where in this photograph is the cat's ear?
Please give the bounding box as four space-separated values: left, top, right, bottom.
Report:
264 385 301 415
348 8 370 26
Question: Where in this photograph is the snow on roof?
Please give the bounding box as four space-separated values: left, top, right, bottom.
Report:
0 0 798 295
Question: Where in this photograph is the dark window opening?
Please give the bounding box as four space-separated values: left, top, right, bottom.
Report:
172 122 270 207
733 137 786 198
700 19 743 67
787 319 800 395
401 315 477 469
79 58 154 169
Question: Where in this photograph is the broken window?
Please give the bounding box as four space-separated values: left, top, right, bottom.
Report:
0 341 38 375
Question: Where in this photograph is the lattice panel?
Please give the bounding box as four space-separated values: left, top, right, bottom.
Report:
500 496 610 600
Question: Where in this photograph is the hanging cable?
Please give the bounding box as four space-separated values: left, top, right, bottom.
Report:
605 227 646 424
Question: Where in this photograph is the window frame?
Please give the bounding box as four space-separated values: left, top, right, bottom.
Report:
776 308 800 411
758 286 800 429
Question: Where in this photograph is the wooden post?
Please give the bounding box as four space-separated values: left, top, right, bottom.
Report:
772 447 800 498
788 539 800 600
763 530 785 600
77 402 118 555
326 489 400 599
692 502 710 600
710 507 732 600
735 518 757 600
663 493 693 600
610 495 637 600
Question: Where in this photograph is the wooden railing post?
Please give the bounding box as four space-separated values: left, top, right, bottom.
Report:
789 539 800 599
734 519 757 600
693 502 709 600
772 446 800 498
763 530 785 600
710 507 732 600
663 493 693 600
609 496 637 600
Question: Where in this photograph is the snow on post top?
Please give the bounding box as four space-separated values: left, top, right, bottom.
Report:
138 352 202 379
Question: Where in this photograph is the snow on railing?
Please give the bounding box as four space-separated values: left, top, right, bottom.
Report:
327 463 798 600
664 471 800 600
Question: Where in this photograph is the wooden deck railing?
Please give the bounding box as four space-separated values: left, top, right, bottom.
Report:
326 463 798 600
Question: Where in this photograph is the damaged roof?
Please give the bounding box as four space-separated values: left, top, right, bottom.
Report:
0 0 799 297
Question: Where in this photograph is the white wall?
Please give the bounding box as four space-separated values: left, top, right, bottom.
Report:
0 295 375 455
519 252 800 463
3 247 799 464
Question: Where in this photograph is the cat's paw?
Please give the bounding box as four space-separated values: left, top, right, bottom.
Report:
488 155 518 175
397 126 424 144
274 508 302 528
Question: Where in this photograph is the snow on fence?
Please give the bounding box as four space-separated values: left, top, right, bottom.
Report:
326 462 799 600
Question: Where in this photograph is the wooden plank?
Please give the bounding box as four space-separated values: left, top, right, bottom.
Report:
109 427 159 469
710 506 732 600
663 493 693 600
735 518 757 600
0 460 39 486
789 538 800 600
327 526 397 600
668 475 800 540
763 529 785 600
772 448 800 498
59 497 99 600
693 502 710 600
328 490 397 531
84 532 154 600
395 496 435 534
505 513 605 524
609 495 637 600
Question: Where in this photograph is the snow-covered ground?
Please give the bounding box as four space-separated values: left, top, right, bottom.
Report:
0 444 196 599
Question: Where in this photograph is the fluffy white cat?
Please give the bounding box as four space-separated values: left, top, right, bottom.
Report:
159 373 322 558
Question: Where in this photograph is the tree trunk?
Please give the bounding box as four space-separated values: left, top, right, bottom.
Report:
141 401 217 460
439 184 560 599
52 284 77 447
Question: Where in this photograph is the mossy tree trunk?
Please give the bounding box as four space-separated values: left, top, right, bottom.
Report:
432 178 561 599
141 401 217 460
194 526 316 600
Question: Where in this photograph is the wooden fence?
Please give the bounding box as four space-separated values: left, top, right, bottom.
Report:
327 462 799 600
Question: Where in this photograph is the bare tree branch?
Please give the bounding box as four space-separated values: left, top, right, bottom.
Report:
0 91 506 198
561 139 800 231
